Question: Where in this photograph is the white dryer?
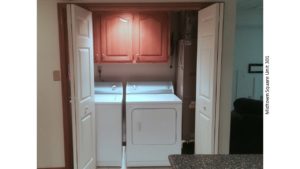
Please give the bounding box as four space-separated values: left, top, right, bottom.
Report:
94 82 123 167
126 81 182 166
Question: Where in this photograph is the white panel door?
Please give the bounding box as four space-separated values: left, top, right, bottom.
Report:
195 3 223 154
67 4 96 169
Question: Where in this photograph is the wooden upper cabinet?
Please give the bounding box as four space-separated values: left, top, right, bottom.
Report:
134 12 169 62
94 12 133 62
93 11 169 63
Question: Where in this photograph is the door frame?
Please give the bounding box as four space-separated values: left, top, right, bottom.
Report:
57 2 232 169
215 3 224 154
57 3 73 169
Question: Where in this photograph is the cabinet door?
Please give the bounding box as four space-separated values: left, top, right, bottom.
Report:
135 12 169 62
100 12 133 62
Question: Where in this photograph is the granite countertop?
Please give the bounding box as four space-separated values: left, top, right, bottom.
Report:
169 154 263 169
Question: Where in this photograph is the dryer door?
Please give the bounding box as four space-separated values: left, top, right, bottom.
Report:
131 108 177 145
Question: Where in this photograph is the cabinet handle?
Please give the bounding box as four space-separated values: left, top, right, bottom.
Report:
102 53 105 57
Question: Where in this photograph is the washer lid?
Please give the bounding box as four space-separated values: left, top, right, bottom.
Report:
126 94 182 103
94 82 123 94
126 81 174 94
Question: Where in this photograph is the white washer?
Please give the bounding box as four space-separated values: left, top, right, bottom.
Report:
94 82 123 167
126 81 182 166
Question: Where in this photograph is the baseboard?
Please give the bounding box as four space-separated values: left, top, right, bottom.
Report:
127 161 171 167
38 167 65 169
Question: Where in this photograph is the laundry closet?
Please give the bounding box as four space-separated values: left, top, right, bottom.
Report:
63 3 223 169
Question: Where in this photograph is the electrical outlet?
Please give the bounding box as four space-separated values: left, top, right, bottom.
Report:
53 70 61 81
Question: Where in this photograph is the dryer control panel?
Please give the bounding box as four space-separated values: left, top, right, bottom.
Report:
126 81 174 94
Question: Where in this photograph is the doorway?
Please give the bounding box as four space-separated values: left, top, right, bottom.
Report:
58 2 224 169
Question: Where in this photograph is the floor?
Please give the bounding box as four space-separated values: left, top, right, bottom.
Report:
96 142 193 169
97 146 172 169
97 167 172 169
98 167 171 169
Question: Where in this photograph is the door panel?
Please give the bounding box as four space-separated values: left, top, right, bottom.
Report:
100 12 133 62
199 47 212 98
78 48 92 99
140 17 162 55
195 3 222 154
80 114 93 166
198 113 212 153
131 108 176 145
67 4 96 169
136 12 169 62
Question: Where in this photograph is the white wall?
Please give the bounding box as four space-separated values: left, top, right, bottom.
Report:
37 0 236 167
37 0 65 168
94 62 176 82
232 5 263 101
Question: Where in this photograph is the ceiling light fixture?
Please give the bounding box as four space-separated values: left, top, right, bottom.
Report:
119 18 128 23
